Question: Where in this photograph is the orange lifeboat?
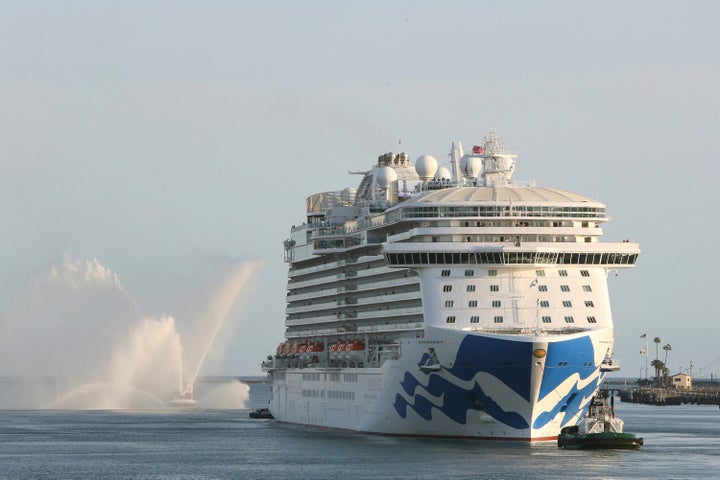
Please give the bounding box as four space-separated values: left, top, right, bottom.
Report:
345 340 365 352
276 343 286 357
284 343 295 356
342 340 365 362
330 341 345 359
306 343 324 353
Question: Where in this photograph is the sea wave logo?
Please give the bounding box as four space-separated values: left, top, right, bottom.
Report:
533 336 600 429
393 335 599 432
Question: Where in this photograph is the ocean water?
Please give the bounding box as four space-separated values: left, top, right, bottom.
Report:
1 381 718 480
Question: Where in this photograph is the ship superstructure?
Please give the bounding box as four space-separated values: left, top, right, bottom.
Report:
263 131 639 440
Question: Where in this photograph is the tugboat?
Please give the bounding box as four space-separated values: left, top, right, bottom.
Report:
249 407 274 419
558 393 643 450
168 382 198 407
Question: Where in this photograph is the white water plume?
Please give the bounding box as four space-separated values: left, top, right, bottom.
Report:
182 260 263 386
0 257 261 409
198 380 251 409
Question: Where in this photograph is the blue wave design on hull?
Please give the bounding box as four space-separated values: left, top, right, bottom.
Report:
395 370 529 429
533 336 599 429
394 335 533 429
394 334 600 432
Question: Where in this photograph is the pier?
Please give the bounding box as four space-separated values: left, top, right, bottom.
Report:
617 388 720 407
601 378 720 408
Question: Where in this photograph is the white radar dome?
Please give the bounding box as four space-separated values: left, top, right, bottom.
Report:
461 155 482 179
375 166 398 188
415 155 438 180
341 187 357 204
434 166 452 181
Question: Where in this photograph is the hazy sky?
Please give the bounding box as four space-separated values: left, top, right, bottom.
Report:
1 1 719 377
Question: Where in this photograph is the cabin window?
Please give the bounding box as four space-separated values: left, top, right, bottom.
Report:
488 269 498 277
560 285 570 292
464 269 474 277
536 270 545 277
490 285 499 292
562 301 572 308
468 300 478 307
493 316 504 323
470 316 479 324
467 285 476 292
540 301 550 308
444 300 454 308
564 316 575 323
492 300 502 308
538 285 548 292
446 316 456 323
559 270 568 277
587 316 597 323
442 285 452 292
580 270 590 277
582 285 592 292
542 316 552 323
585 300 595 308
441 269 451 277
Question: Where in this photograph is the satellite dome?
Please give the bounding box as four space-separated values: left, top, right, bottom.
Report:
375 166 398 188
415 155 438 180
341 187 357 204
434 166 452 181
461 155 482 179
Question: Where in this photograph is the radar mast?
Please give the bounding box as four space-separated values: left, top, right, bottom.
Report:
480 129 516 187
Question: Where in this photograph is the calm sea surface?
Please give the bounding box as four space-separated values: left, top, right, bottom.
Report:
1 381 718 480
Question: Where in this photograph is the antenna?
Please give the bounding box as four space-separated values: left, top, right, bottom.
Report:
449 141 463 183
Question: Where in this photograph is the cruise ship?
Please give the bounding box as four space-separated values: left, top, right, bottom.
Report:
262 130 639 441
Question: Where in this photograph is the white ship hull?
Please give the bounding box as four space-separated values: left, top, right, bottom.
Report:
268 326 612 440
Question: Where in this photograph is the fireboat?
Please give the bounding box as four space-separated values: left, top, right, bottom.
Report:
168 382 197 407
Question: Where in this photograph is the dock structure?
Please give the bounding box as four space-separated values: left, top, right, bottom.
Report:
616 388 720 407
600 378 720 407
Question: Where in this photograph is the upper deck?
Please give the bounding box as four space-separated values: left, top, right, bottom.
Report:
283 130 639 266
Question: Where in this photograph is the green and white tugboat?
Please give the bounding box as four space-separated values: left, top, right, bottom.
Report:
558 393 643 450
